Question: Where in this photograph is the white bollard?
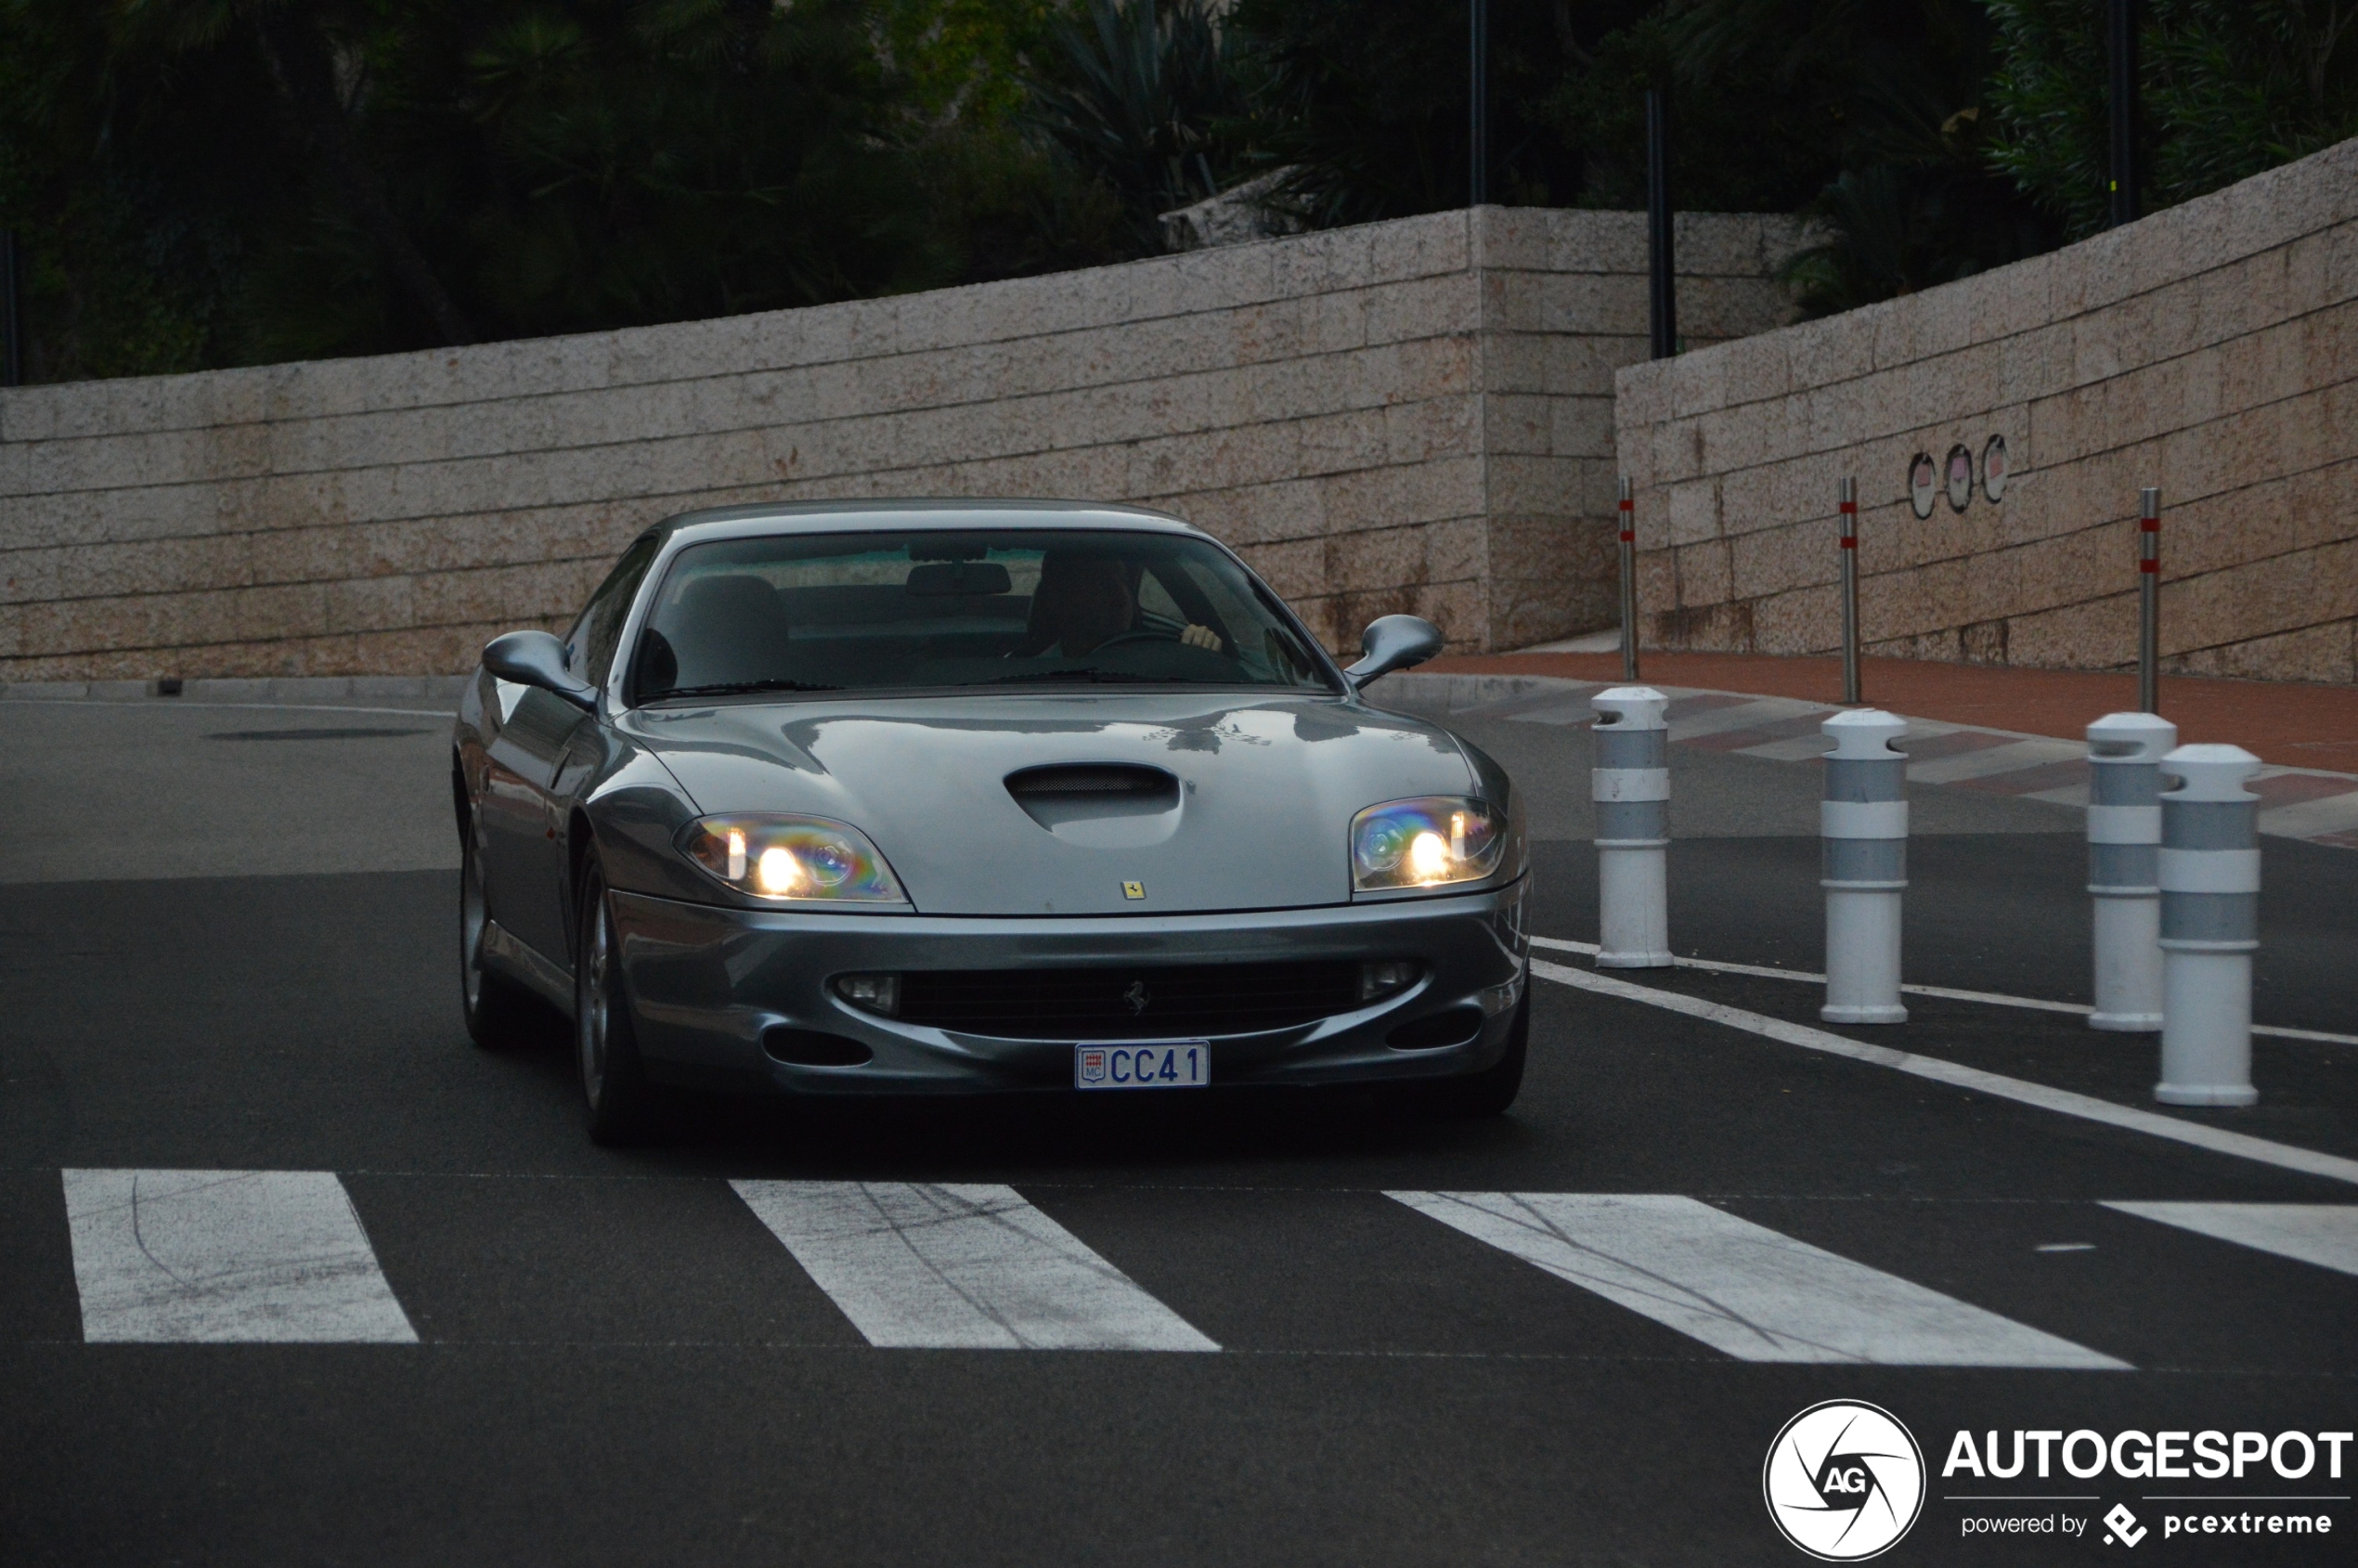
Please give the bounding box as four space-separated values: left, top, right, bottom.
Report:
2155 745 2262 1106
2086 712 2177 1031
1820 709 1909 1024
1592 686 1672 967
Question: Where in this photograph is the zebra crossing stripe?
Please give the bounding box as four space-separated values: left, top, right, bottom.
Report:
731 1180 1218 1351
2105 1201 2358 1277
60 1170 417 1343
1388 1191 2126 1368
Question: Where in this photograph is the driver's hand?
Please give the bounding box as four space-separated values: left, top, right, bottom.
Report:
1180 623 1224 652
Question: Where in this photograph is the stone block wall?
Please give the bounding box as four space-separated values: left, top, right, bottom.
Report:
1614 136 2358 684
0 207 1801 681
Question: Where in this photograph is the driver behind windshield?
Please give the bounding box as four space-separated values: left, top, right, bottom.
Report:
1017 550 1223 657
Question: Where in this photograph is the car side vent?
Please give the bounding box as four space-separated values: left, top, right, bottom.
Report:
1005 764 1180 830
1386 1006 1483 1052
762 1027 873 1068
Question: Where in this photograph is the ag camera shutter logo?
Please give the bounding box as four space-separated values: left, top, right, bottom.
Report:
1764 1400 1925 1561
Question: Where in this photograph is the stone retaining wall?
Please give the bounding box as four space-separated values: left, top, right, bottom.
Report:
1614 136 2358 684
0 207 1802 680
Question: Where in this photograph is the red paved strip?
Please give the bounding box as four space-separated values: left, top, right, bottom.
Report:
1424 652 2358 772
2248 773 2358 806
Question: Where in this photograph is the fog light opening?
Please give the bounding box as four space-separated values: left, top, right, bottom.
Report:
1359 959 1420 1003
833 972 902 1017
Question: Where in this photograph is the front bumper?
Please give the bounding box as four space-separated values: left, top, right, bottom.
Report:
610 879 1529 1095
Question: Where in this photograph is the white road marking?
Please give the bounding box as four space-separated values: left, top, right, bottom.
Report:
1730 734 1833 761
2105 1202 2358 1276
1526 936 2358 1046
1530 958 2358 1187
731 1180 1218 1351
1665 698 1818 744
1388 1191 2124 1367
1903 739 2082 784
60 1170 417 1343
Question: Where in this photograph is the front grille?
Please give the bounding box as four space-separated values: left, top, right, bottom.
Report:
897 960 1361 1039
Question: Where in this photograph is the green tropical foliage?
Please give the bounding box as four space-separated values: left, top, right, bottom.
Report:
1988 0 2358 240
0 0 2347 383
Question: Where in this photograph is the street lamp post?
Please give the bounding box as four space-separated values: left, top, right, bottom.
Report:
1469 0 1489 206
1645 88 1675 358
2107 0 2139 227
1 230 22 389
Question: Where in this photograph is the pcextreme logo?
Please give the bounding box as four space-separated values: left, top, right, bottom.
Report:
1765 1400 1927 1561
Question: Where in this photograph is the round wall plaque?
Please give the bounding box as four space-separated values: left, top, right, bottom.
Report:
1908 453 1937 519
1982 434 2009 503
1945 444 1974 512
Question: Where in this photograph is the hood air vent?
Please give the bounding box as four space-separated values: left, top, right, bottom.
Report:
1005 764 1180 831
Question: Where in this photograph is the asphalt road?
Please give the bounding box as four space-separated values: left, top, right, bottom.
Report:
1 693 2352 1567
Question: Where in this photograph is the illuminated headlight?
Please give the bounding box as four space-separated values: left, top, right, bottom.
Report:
833 973 901 1016
678 815 905 903
1351 797 1507 893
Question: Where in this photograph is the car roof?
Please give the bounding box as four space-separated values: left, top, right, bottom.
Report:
651 499 1204 550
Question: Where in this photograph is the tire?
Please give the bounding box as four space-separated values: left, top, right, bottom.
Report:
1435 981 1529 1118
574 859 655 1145
460 832 539 1050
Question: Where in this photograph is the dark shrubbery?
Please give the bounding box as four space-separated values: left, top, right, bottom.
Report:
3 0 2350 381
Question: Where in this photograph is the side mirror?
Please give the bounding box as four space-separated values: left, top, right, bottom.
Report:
1341 615 1445 691
482 629 597 712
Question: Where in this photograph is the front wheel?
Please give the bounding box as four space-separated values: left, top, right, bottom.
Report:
575 860 655 1145
1434 982 1528 1118
460 833 539 1049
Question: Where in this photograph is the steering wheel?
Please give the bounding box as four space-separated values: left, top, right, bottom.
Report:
1085 628 1179 653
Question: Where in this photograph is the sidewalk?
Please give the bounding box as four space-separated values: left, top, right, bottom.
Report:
1427 652 2358 773
1405 651 2358 851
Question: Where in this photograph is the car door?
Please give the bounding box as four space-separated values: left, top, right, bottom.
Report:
482 534 659 966
481 682 590 965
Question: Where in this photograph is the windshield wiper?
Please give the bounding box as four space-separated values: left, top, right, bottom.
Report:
983 668 1199 685
652 679 841 699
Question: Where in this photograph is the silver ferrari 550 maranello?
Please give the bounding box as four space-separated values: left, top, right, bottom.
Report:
454 499 1531 1141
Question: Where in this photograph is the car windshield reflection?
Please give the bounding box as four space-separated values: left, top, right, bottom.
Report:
629 528 1336 703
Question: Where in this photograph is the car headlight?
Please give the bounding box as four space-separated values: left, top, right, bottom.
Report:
678 814 906 903
1351 797 1507 893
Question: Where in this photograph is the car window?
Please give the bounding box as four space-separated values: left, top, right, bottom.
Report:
628 527 1335 702
569 535 660 687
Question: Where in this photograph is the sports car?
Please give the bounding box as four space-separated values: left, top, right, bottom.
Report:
453 500 1530 1141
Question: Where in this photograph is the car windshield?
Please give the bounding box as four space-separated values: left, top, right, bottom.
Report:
629 527 1336 701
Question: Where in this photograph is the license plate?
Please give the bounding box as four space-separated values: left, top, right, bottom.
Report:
1073 1042 1210 1090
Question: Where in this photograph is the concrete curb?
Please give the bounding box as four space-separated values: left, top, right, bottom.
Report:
0 675 471 706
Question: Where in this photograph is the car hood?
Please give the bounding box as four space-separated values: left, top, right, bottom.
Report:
617 692 1478 915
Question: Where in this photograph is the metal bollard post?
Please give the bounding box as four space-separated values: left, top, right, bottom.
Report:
1838 477 1861 705
1617 476 1639 682
2155 745 2262 1106
1592 686 1671 968
1820 709 1908 1023
2086 712 2177 1032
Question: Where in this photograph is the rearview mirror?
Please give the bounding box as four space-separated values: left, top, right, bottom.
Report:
482 629 597 712
905 560 1013 597
1341 615 1445 691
